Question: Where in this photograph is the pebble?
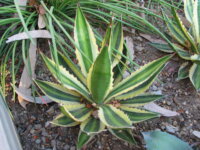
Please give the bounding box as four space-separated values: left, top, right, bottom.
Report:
166 125 178 133
135 45 144 51
51 140 56 147
35 139 41 144
70 146 76 150
47 106 55 115
35 124 42 130
64 145 70 150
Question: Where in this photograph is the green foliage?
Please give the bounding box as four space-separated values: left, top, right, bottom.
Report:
142 131 193 150
35 8 170 148
151 0 200 91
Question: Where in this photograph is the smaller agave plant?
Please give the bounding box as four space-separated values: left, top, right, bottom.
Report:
35 7 170 148
150 0 200 91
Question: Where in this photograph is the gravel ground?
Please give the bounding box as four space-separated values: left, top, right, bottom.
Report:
5 31 199 150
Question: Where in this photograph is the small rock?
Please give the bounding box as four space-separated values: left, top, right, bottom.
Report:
70 146 76 150
166 100 172 106
166 125 178 133
152 90 162 95
47 106 55 115
135 45 144 51
64 145 70 150
185 110 189 114
35 124 42 130
173 121 178 126
30 129 36 134
51 140 56 147
45 121 50 128
35 139 41 144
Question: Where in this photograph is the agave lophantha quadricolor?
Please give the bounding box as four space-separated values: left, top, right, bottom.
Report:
35 7 171 148
150 0 200 91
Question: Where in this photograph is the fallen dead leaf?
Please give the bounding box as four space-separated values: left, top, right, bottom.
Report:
144 102 179 117
16 87 52 104
139 33 167 44
193 131 200 138
38 14 46 29
6 30 51 43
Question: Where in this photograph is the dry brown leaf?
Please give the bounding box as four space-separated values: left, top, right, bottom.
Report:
16 88 52 104
6 30 51 43
144 102 179 117
17 38 52 108
139 33 167 44
38 14 46 29
125 36 134 60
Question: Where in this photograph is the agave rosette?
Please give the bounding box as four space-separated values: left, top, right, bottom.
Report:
35 7 170 148
150 0 200 91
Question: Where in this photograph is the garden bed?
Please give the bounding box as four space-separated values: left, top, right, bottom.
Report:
7 31 200 150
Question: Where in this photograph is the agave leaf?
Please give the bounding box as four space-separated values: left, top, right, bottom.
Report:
101 22 112 48
184 0 194 23
109 22 124 67
120 106 159 123
74 7 99 76
163 11 189 48
192 0 200 42
142 131 193 150
120 94 163 107
87 46 113 104
176 46 192 60
80 117 105 134
106 55 171 100
115 68 164 100
177 62 191 80
149 43 173 53
61 104 92 122
171 8 197 52
189 63 200 90
109 128 136 145
57 51 86 84
190 54 200 64
41 53 92 102
98 105 132 128
51 114 79 127
77 131 94 149
35 80 81 104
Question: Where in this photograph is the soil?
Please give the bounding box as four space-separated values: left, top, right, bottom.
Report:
5 30 200 150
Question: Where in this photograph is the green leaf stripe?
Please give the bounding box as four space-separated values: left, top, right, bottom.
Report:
177 62 191 80
107 55 171 100
77 131 94 149
120 94 163 107
120 106 159 123
57 52 86 84
98 105 132 128
41 53 91 102
184 0 194 23
62 104 92 122
149 43 173 53
35 80 80 104
81 117 105 134
87 46 113 104
51 114 79 127
109 128 136 145
189 63 200 90
115 66 165 100
74 7 99 75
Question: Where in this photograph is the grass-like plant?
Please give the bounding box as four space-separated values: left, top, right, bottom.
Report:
150 0 200 91
0 0 175 95
35 7 171 148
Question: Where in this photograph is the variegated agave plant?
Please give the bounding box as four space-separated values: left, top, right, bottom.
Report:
35 8 170 148
150 0 200 91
